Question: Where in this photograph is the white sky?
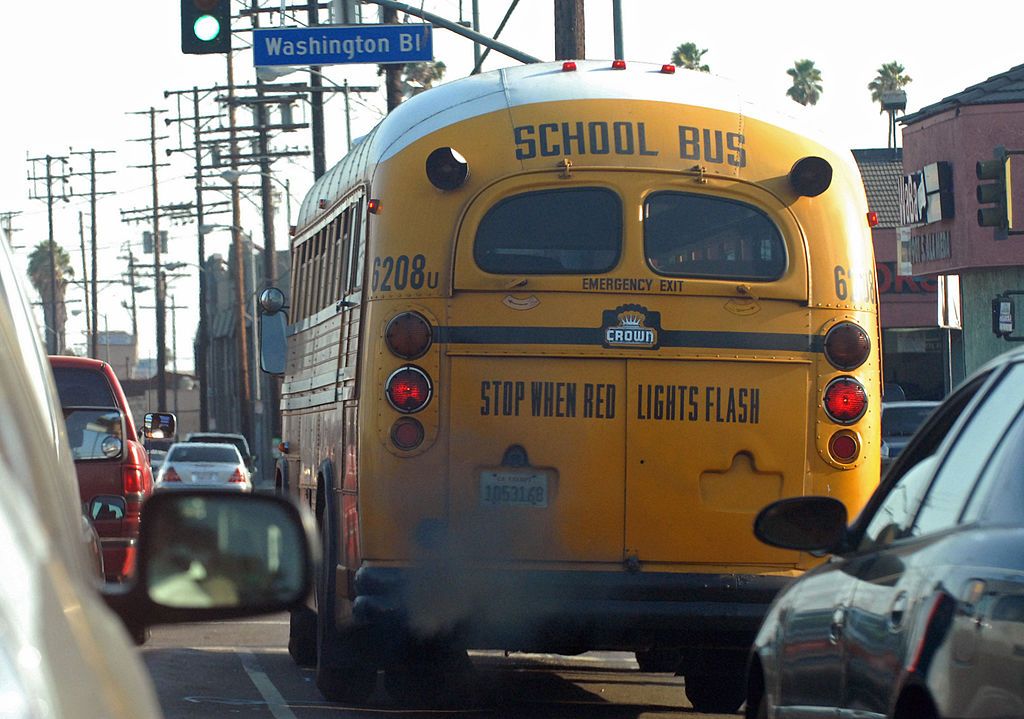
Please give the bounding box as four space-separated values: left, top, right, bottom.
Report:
1 1 1022 371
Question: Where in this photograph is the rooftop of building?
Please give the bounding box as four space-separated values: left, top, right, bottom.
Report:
852 148 903 228
901 63 1024 125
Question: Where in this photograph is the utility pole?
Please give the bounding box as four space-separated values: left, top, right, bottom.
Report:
307 0 327 178
127 108 170 409
382 6 403 112
612 0 623 60
26 154 70 354
0 211 21 247
78 212 90 343
554 0 585 61
227 51 254 443
69 148 115 359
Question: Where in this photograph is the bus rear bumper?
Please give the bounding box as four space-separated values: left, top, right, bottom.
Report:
350 566 792 655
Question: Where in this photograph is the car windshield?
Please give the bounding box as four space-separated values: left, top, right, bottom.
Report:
168 445 240 464
883 405 936 437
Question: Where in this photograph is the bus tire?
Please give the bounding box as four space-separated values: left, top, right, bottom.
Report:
383 644 475 707
314 484 377 704
288 606 317 667
684 673 746 714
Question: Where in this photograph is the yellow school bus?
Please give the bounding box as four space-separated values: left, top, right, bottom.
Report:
258 60 880 712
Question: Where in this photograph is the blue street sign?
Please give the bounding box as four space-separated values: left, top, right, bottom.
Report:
253 24 432 67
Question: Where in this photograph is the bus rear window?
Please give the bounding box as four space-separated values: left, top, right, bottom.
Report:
644 192 786 280
475 187 621 274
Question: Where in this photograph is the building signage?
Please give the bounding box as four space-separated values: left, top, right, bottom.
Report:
900 161 955 226
252 24 433 67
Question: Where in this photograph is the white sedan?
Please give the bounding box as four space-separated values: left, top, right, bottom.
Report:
156 442 253 492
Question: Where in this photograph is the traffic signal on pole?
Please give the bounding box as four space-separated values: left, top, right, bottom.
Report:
977 147 1010 230
181 0 231 55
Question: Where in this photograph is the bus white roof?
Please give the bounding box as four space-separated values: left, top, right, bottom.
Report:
297 60 844 230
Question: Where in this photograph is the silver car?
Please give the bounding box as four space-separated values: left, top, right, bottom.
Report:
156 442 253 492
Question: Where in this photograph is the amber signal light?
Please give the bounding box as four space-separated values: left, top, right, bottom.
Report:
385 312 432 359
824 322 870 370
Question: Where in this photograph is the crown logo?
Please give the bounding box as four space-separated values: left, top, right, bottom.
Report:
617 309 646 327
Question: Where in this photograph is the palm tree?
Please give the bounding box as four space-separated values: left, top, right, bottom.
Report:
401 60 447 98
27 240 73 353
786 59 823 106
868 62 912 113
671 42 710 73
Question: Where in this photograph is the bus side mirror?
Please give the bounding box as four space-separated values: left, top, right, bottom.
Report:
258 288 288 377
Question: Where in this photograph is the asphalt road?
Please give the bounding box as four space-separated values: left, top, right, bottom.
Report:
142 615 742 718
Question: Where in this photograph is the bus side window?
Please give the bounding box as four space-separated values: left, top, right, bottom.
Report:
348 201 364 293
295 240 310 320
340 206 353 296
331 214 346 303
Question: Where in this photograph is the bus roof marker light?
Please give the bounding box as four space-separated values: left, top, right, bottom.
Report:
426 147 469 191
867 211 879 227
660 64 676 74
562 61 577 72
789 156 833 197
367 198 382 214
612 60 627 70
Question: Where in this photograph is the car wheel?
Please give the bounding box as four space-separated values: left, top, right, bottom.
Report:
685 673 746 714
288 605 317 667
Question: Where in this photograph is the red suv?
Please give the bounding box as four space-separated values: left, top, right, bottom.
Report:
49 356 155 582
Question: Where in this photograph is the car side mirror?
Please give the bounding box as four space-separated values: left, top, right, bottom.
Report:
104 491 316 631
143 412 177 441
753 496 848 552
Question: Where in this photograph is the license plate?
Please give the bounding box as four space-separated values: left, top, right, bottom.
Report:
479 470 549 508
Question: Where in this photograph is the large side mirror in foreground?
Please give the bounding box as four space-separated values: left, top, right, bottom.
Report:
104 491 316 633
753 496 848 553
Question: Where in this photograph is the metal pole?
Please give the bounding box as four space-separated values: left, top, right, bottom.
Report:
344 80 352 151
612 0 623 59
192 87 210 431
364 0 541 64
471 0 480 72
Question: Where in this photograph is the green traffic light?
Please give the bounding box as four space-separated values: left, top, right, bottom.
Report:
193 14 221 42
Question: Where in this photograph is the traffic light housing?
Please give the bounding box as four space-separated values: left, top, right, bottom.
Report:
181 0 231 55
976 147 1009 230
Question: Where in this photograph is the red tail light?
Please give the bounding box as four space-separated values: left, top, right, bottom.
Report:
828 431 860 463
391 417 425 450
162 467 182 482
385 312 432 359
823 377 868 424
229 469 246 483
122 443 148 494
824 322 870 370
386 366 432 413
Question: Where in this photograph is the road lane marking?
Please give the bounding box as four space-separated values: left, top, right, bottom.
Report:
238 650 299 719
